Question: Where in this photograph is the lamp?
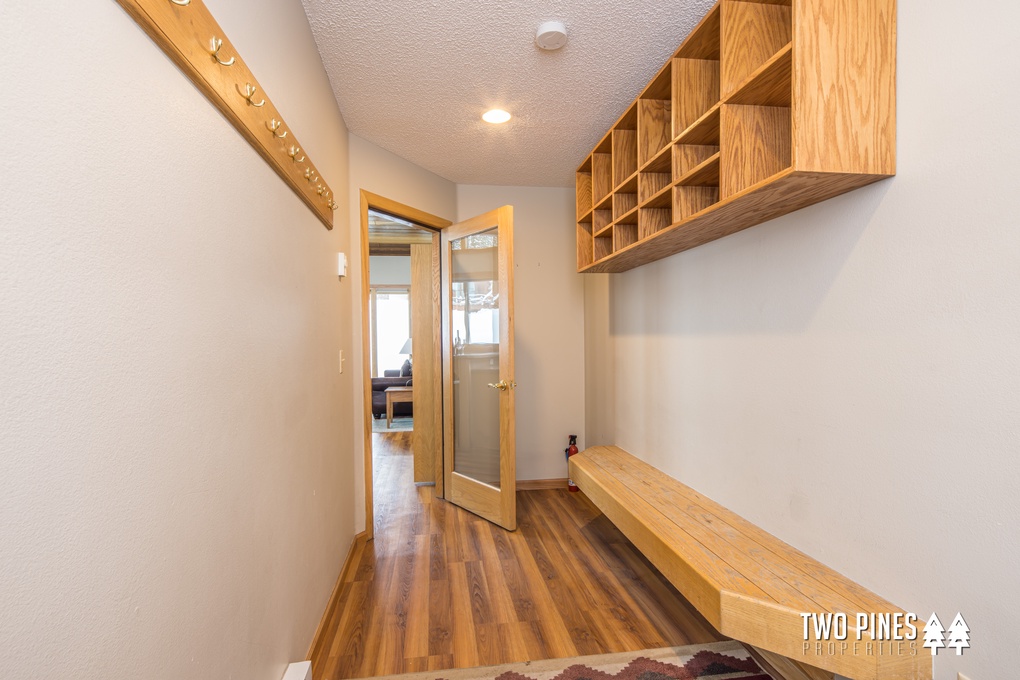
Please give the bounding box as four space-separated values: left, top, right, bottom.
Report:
399 338 413 376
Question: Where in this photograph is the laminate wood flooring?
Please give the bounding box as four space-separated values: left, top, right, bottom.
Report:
310 431 723 679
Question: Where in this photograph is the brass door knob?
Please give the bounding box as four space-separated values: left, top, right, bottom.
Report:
487 380 509 391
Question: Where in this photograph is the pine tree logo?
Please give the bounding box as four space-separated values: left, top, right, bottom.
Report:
923 612 946 655
946 613 970 655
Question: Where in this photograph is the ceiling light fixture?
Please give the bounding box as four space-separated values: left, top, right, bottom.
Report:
482 109 512 124
535 21 568 50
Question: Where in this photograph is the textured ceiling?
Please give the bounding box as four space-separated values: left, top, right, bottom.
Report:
301 0 715 187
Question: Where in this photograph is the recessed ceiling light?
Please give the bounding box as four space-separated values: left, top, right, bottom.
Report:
482 109 512 124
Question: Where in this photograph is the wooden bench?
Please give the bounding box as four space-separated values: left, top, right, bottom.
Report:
569 446 931 680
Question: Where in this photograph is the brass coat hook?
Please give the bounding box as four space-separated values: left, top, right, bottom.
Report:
304 167 318 184
267 119 288 139
237 83 265 107
208 38 235 66
316 184 325 196
287 146 305 163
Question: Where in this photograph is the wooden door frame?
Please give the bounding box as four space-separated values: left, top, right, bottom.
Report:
359 190 451 539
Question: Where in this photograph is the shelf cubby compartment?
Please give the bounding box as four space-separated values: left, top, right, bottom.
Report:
676 103 721 146
673 186 720 221
638 64 672 167
576 158 593 221
577 218 594 270
592 136 614 204
638 207 673 241
672 58 720 141
721 0 792 98
674 144 720 178
612 106 638 189
594 227 614 262
720 104 791 198
677 152 720 187
639 170 672 206
726 42 792 108
674 149 721 220
673 1 720 137
614 223 639 252
676 2 721 61
613 191 638 223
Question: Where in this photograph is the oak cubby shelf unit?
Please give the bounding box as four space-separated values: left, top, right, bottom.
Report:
574 0 896 273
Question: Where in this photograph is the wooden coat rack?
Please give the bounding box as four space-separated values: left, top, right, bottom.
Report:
116 0 337 229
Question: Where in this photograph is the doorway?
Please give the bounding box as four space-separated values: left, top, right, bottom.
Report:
359 192 450 539
360 193 519 537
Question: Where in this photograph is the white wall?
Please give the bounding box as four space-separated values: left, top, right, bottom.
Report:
0 2 354 679
457 186 586 481
348 134 457 530
584 3 1020 679
369 255 412 286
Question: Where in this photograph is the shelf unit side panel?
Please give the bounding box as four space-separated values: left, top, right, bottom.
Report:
792 0 896 175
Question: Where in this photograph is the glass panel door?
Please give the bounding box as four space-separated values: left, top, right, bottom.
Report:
451 229 501 487
441 207 516 530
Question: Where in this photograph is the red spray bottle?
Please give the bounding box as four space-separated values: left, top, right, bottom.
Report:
565 434 579 492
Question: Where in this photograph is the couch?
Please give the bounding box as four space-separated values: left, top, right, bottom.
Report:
371 370 413 418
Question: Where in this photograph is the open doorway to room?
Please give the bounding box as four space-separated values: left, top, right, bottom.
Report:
367 219 417 434
359 191 451 539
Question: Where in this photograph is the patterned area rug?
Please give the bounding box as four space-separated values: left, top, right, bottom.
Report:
369 641 773 680
372 416 414 433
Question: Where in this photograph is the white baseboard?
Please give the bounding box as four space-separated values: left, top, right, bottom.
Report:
281 661 311 680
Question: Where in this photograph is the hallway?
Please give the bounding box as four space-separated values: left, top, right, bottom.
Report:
310 432 722 679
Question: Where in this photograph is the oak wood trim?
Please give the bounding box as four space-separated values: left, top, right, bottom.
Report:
410 242 441 485
114 0 336 229
306 531 368 661
517 478 569 491
360 191 451 537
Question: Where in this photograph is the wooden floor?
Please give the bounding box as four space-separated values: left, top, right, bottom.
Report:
310 432 723 680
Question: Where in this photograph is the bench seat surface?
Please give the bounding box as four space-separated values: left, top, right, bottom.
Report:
569 446 931 680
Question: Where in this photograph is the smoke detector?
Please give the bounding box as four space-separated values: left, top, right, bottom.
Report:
535 21 568 50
